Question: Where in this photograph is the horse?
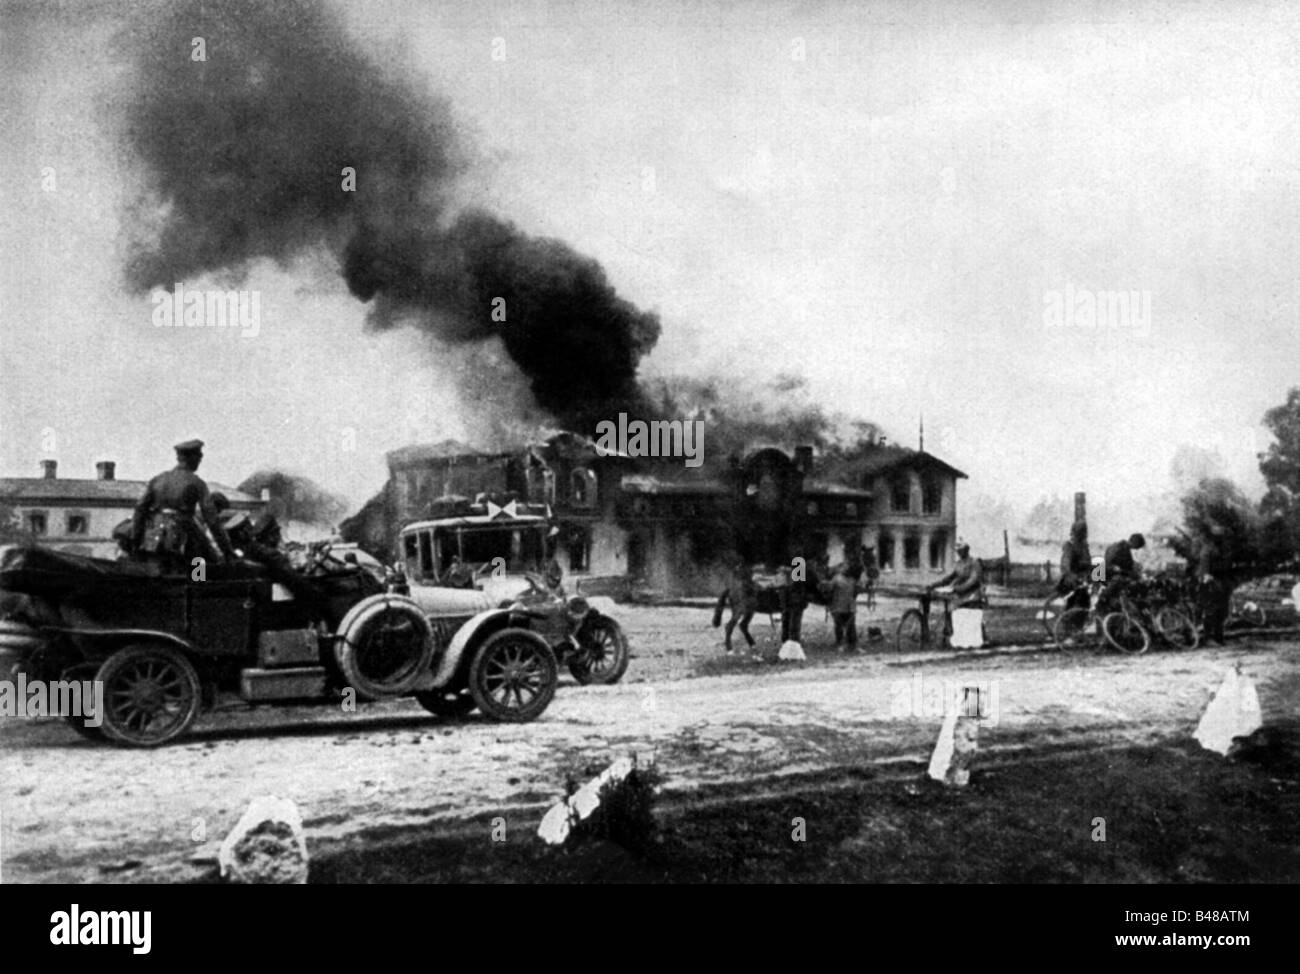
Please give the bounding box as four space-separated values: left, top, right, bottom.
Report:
712 560 833 652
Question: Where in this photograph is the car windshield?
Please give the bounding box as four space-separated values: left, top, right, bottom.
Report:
400 523 546 580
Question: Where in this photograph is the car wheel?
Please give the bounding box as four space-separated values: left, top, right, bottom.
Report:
96 643 202 747
414 689 477 718
468 629 558 723
568 616 630 685
335 596 434 699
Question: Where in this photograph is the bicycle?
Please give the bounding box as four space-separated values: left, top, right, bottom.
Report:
896 590 986 652
1052 578 1198 654
1040 580 1101 639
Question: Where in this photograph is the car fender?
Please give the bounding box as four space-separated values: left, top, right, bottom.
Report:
582 595 618 618
429 607 519 688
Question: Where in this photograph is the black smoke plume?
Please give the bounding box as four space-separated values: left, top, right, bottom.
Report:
237 469 348 528
121 0 660 433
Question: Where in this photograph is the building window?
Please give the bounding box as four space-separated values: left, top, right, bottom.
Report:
806 501 819 517
845 502 858 519
929 533 946 570
922 475 942 515
570 467 597 508
879 532 895 571
66 513 88 535
890 475 911 513
904 535 921 570
26 512 48 536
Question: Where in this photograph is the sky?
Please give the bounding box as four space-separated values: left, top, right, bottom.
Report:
2 0 1298 537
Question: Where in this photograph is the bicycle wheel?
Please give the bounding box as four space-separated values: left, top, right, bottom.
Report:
1053 607 1097 652
1040 595 1065 639
1154 606 1200 650
896 609 927 653
1102 611 1150 655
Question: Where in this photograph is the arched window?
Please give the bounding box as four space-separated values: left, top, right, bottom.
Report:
570 467 597 508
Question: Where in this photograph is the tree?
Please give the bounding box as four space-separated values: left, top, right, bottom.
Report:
1169 477 1265 583
1259 387 1300 563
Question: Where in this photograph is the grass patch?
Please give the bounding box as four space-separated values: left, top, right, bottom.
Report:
305 732 1300 883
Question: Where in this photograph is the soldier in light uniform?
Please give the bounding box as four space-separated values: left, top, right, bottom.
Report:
131 439 235 574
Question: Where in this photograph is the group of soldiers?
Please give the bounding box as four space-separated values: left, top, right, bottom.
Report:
116 439 302 597
1057 521 1234 644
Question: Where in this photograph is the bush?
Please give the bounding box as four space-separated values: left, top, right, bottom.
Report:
568 758 663 858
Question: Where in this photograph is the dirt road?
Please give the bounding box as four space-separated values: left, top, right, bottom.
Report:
4 605 1297 883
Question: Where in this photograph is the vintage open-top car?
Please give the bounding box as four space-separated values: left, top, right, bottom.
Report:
0 541 564 746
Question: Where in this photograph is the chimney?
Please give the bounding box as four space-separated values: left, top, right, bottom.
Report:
96 461 116 481
40 460 57 479
793 445 814 475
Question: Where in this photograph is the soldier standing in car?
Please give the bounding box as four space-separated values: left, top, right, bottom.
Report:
131 439 235 574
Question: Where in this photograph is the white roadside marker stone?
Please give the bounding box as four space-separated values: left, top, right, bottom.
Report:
777 640 806 661
538 756 636 846
1194 665 1262 756
928 693 980 787
218 796 309 884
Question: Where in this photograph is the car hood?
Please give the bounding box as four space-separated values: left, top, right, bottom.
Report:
406 583 495 617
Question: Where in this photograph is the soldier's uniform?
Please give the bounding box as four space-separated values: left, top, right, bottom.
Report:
1100 535 1145 612
217 502 328 621
131 439 234 575
1058 524 1093 610
1197 536 1232 645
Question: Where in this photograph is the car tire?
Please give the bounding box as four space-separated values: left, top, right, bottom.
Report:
96 643 202 747
414 689 477 718
334 595 434 700
468 628 558 723
568 615 630 685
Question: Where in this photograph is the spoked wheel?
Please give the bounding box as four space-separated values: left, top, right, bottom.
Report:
896 609 928 653
59 661 105 741
96 643 202 746
569 616 630 685
1040 596 1065 639
1102 612 1151 655
414 689 477 718
1053 607 1099 652
468 629 558 723
1154 606 1200 650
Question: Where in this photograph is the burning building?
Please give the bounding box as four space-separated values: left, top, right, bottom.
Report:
343 434 966 598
